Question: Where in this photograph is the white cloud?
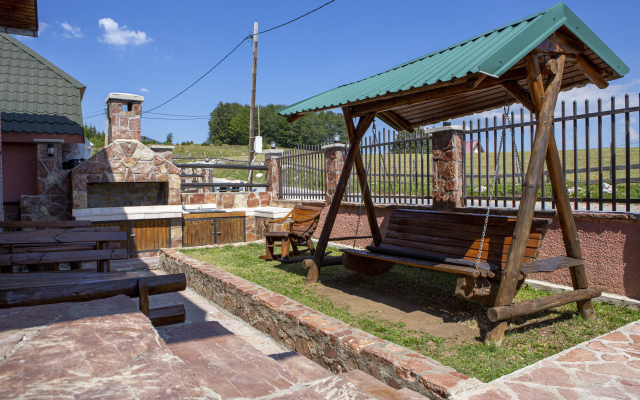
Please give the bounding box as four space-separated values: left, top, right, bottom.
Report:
61 22 82 38
632 79 640 85
39 21 50 32
140 87 150 93
98 18 152 47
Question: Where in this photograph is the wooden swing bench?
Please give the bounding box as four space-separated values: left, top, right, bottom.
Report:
340 209 590 307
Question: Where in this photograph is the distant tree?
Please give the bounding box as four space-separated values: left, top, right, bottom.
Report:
207 102 245 145
164 132 174 145
83 123 104 147
180 140 194 145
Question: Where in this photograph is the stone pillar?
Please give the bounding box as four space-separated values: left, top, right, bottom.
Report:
149 144 175 163
264 149 283 198
431 126 464 211
322 143 347 205
105 93 144 145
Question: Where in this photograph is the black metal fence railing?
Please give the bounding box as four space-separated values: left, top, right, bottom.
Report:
463 94 640 212
345 128 433 205
279 145 325 200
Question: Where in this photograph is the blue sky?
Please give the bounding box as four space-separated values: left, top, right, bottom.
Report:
14 0 640 146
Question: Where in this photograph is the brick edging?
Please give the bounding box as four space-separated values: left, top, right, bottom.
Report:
159 249 482 398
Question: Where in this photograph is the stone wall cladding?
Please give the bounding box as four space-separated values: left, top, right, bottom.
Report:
431 129 463 211
324 144 346 204
181 191 272 208
20 143 72 221
159 249 482 398
108 100 141 143
71 141 181 209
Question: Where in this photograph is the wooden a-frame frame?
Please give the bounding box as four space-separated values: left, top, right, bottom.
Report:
304 51 600 345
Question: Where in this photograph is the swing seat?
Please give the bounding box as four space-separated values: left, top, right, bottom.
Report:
341 209 564 305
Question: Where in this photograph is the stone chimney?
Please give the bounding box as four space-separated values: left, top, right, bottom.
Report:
105 93 144 145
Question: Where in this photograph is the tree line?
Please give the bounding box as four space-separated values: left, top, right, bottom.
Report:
207 102 347 148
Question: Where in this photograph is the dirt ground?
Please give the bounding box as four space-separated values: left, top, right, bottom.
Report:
311 277 479 344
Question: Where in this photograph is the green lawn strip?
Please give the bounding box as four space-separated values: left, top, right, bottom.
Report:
183 244 640 382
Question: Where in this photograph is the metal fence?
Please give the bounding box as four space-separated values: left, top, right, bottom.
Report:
463 94 640 212
345 128 433 204
279 145 326 200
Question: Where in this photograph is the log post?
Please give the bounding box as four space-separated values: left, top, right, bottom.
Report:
485 55 566 346
305 113 375 284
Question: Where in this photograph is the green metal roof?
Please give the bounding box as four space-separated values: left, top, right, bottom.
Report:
0 32 85 136
278 2 629 118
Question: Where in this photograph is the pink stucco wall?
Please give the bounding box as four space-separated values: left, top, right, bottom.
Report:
275 200 640 300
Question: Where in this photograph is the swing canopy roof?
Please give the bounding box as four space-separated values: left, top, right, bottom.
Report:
278 2 628 130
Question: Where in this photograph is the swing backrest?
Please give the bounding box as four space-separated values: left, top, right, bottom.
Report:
382 209 549 270
288 205 323 239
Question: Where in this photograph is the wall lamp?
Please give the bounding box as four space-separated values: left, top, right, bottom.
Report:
47 143 55 156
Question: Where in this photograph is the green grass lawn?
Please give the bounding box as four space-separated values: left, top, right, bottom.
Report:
183 243 640 382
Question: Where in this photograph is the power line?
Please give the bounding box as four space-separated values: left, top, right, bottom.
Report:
145 111 211 117
141 116 210 120
143 0 336 114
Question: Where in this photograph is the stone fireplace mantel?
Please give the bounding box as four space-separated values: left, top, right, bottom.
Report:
72 205 183 222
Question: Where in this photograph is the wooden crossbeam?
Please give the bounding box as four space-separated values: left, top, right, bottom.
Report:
534 31 585 54
571 54 609 89
381 110 413 132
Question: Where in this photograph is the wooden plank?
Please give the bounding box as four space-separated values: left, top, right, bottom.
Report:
149 304 186 327
488 287 602 322
487 55 566 346
91 222 129 252
0 249 127 266
0 272 144 288
388 217 543 237
4 244 99 253
0 220 91 229
381 111 414 131
390 209 550 229
379 242 533 266
521 256 583 274
385 224 542 248
183 211 246 219
0 273 187 309
340 249 493 278
0 231 127 245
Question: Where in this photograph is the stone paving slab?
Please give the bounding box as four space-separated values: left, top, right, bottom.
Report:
165 321 300 399
0 295 211 399
452 320 640 400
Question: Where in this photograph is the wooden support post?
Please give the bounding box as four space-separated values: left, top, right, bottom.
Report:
138 279 149 317
305 113 376 284
485 55 566 346
97 241 110 273
343 107 382 247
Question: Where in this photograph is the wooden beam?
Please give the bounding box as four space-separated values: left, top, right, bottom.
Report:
287 114 305 123
485 55 566 346
306 113 376 284
466 74 487 89
571 54 608 89
0 273 187 309
500 81 535 114
534 31 585 54
0 249 127 266
381 110 413 132
149 304 186 327
375 112 404 132
524 54 545 112
138 279 149 317
488 287 601 322
0 220 91 229
343 108 383 248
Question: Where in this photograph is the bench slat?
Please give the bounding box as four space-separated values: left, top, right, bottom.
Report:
341 248 495 278
0 231 127 245
389 217 527 237
385 231 540 256
0 249 128 266
392 209 550 230
386 223 542 248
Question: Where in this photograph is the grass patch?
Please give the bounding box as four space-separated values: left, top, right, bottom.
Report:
183 243 639 382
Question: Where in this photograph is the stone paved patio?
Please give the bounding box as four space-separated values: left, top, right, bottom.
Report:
452 321 640 399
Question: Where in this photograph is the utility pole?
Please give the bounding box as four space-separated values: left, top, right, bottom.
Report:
248 22 258 183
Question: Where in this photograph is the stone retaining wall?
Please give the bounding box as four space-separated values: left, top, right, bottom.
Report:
159 249 482 399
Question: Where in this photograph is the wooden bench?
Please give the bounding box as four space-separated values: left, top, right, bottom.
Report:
0 220 92 232
341 209 564 306
0 227 128 273
261 205 323 260
0 272 187 327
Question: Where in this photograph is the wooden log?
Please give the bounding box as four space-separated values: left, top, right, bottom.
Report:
486 55 566 346
534 31 585 54
0 273 187 309
139 279 149 317
97 242 110 273
381 110 413 132
500 81 535 115
0 249 127 266
520 256 583 274
0 220 91 229
307 113 375 284
571 54 608 89
487 287 602 322
343 107 382 247
342 252 394 277
149 304 186 327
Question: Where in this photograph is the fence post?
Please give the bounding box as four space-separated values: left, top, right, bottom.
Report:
322 143 347 205
431 126 465 211
264 149 283 198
